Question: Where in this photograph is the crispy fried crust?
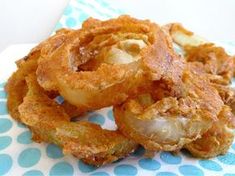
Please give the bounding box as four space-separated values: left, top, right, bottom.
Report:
184 44 234 85
165 23 235 157
114 63 224 151
5 29 82 120
5 50 39 121
165 23 234 85
36 15 183 112
185 106 235 158
18 74 138 166
6 16 235 164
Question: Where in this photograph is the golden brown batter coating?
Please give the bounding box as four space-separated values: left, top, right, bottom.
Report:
165 23 235 158
18 74 137 166
5 29 83 120
36 15 183 113
114 63 224 151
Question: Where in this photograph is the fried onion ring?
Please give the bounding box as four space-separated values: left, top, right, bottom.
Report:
114 63 224 151
185 105 235 158
37 15 183 112
165 23 234 85
6 15 234 165
18 74 138 166
165 23 235 157
5 28 82 120
5 46 41 121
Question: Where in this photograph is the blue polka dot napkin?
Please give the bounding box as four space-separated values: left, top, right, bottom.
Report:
1 0 235 175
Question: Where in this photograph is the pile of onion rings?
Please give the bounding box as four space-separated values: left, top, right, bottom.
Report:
163 23 235 157
5 15 235 166
36 16 183 113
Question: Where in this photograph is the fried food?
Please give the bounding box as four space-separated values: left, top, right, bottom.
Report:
185 44 234 85
5 16 235 167
166 23 234 85
163 23 206 47
165 23 235 158
5 28 82 120
19 74 138 166
185 105 235 158
36 15 183 112
114 63 224 151
184 82 235 158
5 48 40 121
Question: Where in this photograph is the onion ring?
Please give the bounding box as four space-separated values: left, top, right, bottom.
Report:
18 74 138 166
114 63 224 151
185 105 235 158
165 23 234 85
5 46 41 121
164 23 235 157
6 15 233 164
36 15 183 112
5 29 81 120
